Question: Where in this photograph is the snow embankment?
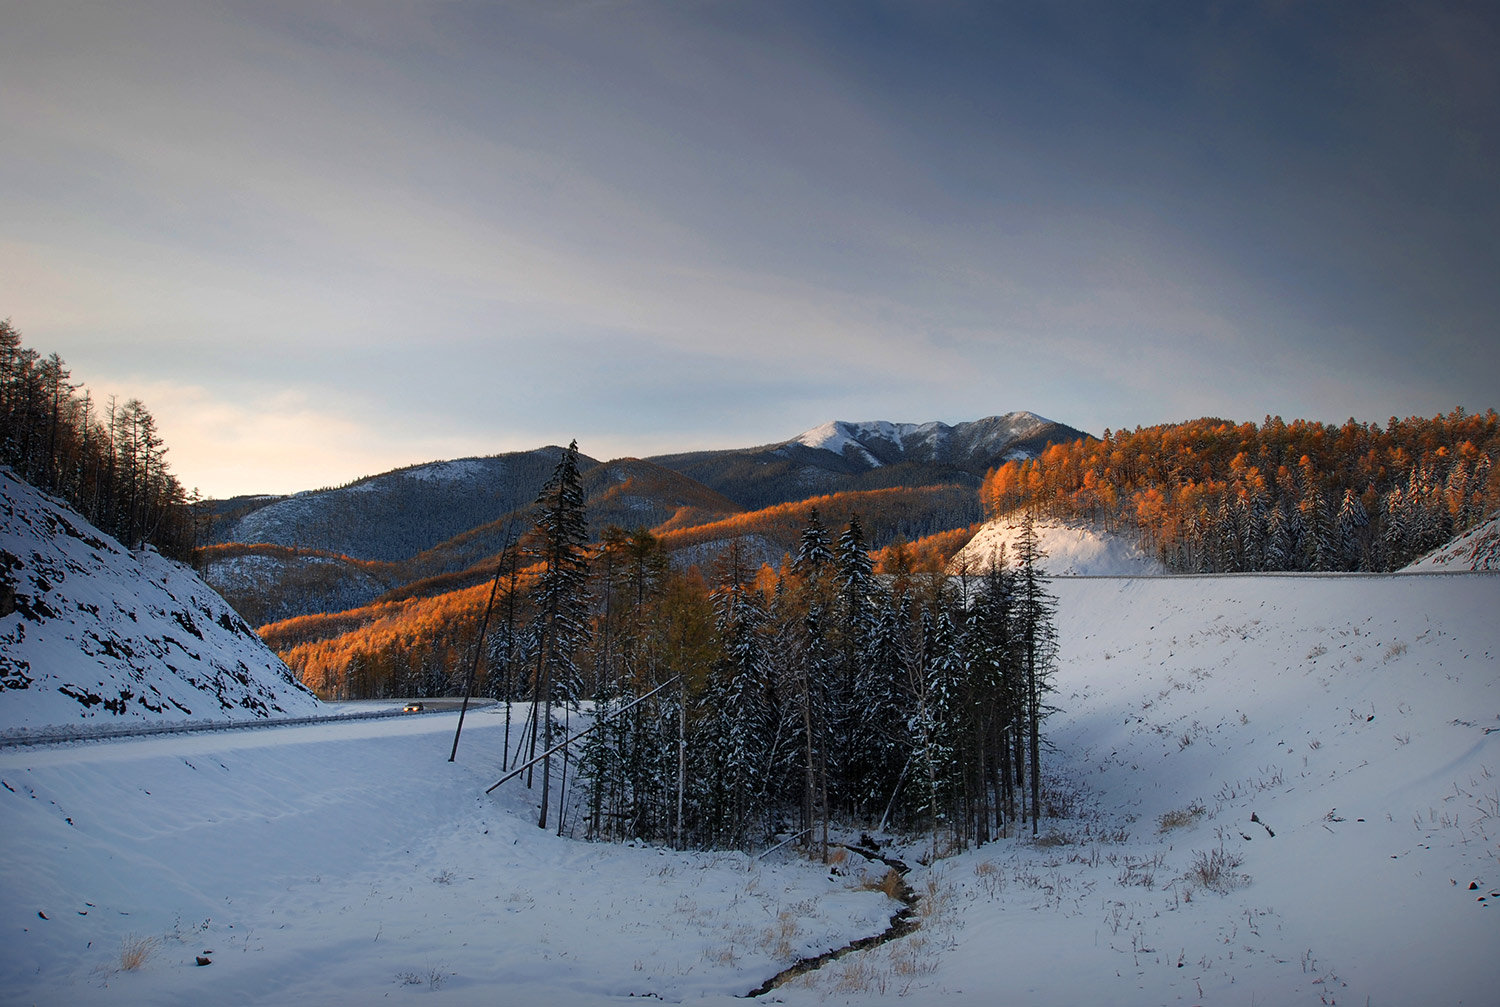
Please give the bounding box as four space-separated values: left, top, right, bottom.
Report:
1404 511 1500 572
949 514 1166 576
0 468 319 733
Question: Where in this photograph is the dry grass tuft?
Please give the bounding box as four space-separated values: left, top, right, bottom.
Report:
858 867 906 899
1190 842 1249 893
119 934 159 971
1158 799 1207 832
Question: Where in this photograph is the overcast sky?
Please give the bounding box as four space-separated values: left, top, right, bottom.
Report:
3 1 1496 498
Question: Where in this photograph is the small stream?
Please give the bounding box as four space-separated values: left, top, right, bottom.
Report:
742 842 921 998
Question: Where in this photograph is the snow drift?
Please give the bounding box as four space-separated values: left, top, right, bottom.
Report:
0 468 319 732
949 514 1167 576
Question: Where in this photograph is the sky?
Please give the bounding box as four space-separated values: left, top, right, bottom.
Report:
2 0 1496 499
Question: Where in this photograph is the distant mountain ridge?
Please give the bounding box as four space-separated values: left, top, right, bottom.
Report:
648 411 1090 509
789 412 1064 469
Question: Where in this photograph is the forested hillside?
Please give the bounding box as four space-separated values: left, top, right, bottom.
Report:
195 542 402 626
259 483 983 682
982 412 1499 572
202 457 747 623
0 321 195 560
0 464 317 730
655 484 981 569
201 415 1066 623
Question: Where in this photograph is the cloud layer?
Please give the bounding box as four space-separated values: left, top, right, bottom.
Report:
3 1 1495 496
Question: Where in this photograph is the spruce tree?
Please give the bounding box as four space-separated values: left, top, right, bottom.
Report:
528 441 591 830
1012 512 1057 835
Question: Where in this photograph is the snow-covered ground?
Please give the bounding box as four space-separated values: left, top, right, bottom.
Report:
3 572 1496 1005
949 515 1166 576
0 710 894 1005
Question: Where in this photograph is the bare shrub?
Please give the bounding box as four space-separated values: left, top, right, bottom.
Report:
1384 641 1408 662
1116 852 1163 888
119 934 158 971
1042 779 1083 818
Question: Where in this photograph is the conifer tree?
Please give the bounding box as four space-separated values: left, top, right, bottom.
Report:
527 441 590 830
855 591 910 823
1012 512 1057 835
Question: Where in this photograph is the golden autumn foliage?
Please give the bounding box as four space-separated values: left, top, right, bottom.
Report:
870 525 981 576
652 484 976 557
980 411 1499 572
267 575 520 698
197 540 392 571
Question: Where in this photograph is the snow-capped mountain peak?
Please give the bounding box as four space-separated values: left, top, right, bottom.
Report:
785 412 1067 470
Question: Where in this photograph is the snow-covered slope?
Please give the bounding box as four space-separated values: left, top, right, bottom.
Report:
1404 511 1500 572
949 515 1167 575
0 468 319 732
199 547 396 627
0 711 895 1005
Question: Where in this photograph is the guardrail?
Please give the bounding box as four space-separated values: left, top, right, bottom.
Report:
0 707 420 749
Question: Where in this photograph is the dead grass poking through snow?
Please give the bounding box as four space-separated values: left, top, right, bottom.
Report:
757 909 801 960
1189 841 1249 893
858 867 906 899
830 953 888 994
1158 799 1207 832
118 934 158 971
